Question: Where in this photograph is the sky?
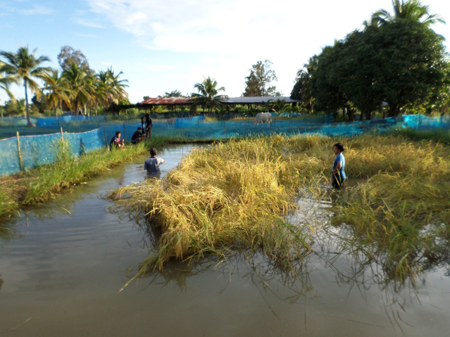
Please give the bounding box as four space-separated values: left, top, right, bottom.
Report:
1 0 449 104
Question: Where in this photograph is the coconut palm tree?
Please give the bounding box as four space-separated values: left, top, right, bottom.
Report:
43 69 70 117
191 77 227 113
0 61 18 107
0 47 51 126
63 63 95 115
6 98 27 116
370 0 445 27
97 68 128 115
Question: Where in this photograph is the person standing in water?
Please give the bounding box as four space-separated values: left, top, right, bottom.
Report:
332 143 346 188
144 148 165 178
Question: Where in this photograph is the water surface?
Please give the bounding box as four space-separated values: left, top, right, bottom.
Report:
1 144 449 337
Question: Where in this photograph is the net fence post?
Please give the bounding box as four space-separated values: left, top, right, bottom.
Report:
123 123 127 142
104 126 108 149
60 127 64 141
16 131 24 172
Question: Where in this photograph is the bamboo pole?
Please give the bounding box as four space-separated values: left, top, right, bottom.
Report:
104 126 108 149
16 132 24 172
60 127 64 141
123 123 127 142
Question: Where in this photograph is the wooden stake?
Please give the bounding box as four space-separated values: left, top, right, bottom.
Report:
123 123 127 142
60 127 64 141
104 127 108 149
16 132 24 172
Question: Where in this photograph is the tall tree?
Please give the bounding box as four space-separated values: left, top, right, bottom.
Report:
0 61 18 107
0 47 51 126
291 57 318 114
243 60 280 97
57 46 92 73
43 69 70 116
97 68 129 115
63 63 94 115
191 77 227 113
370 0 445 27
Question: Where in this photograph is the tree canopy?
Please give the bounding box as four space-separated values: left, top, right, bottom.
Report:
57 46 92 73
191 77 227 112
243 60 280 97
292 0 450 119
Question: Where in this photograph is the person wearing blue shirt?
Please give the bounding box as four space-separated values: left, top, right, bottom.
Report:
332 142 346 188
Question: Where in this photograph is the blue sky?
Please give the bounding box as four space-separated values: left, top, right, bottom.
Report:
1 0 449 104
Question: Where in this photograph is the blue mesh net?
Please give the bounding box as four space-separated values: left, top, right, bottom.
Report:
0 114 446 177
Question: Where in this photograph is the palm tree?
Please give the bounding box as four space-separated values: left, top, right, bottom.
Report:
63 63 95 115
370 0 445 27
191 77 227 113
0 47 51 126
43 69 70 117
6 98 27 116
97 68 128 115
0 61 18 108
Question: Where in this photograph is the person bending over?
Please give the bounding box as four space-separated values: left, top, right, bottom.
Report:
110 131 125 150
332 142 346 188
131 127 144 144
144 148 165 177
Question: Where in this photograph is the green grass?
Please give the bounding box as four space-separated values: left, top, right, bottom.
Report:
111 130 450 286
0 136 212 221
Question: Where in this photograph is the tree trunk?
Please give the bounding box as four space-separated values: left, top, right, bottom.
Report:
388 104 400 117
342 107 346 121
347 108 355 121
54 106 57 117
24 79 32 127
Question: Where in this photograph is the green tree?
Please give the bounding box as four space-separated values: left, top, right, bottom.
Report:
0 61 18 107
6 99 26 116
63 63 95 115
164 90 184 97
0 47 51 126
191 77 227 113
57 46 92 73
291 57 318 114
243 60 280 97
370 0 445 27
43 69 70 116
97 68 129 115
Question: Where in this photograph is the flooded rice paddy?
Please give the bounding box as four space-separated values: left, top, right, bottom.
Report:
1 144 449 336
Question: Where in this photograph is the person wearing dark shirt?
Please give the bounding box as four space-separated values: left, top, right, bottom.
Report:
131 127 144 144
110 131 125 150
144 113 152 138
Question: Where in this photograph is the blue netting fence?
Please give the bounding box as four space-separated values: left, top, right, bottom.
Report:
0 114 447 177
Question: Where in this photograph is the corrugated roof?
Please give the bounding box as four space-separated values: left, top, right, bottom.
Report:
220 96 300 104
138 96 301 105
140 97 192 105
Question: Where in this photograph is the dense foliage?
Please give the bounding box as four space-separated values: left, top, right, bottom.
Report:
0 46 129 124
291 0 450 119
243 60 281 97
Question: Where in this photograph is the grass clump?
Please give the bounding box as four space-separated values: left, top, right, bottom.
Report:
111 135 329 273
112 130 450 285
0 136 206 221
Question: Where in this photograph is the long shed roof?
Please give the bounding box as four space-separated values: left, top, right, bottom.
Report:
220 96 300 104
138 96 300 105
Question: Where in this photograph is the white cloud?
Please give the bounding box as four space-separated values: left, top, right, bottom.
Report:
20 5 55 15
75 18 105 29
84 0 450 98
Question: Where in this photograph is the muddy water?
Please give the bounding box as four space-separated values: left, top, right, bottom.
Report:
1 144 450 337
